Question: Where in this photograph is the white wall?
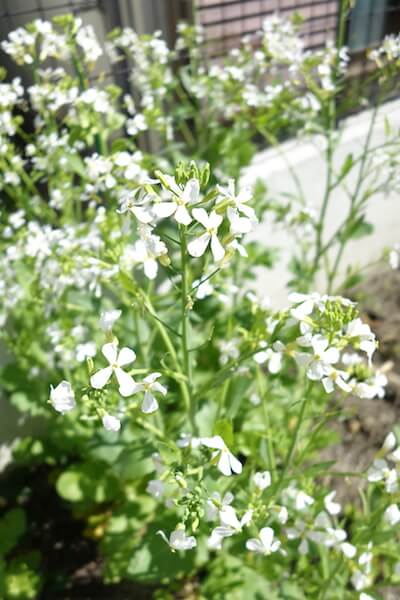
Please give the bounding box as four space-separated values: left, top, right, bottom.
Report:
242 98 400 306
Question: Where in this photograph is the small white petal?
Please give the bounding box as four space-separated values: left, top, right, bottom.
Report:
141 390 159 414
117 347 136 367
174 205 192 225
192 207 210 228
211 234 225 262
218 451 232 476
143 258 157 280
102 342 118 365
102 413 121 432
90 366 113 389
114 367 137 397
246 538 264 553
188 232 210 258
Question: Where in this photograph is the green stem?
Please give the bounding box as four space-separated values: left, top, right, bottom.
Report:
256 366 276 481
326 102 380 293
140 291 192 422
179 226 196 433
275 380 312 497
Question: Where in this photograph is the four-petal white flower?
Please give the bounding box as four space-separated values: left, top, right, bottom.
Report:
246 526 281 555
188 208 225 262
133 372 167 414
200 435 242 476
50 380 76 413
90 342 137 396
157 528 197 551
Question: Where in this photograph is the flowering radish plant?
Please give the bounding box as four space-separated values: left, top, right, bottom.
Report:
1 8 400 599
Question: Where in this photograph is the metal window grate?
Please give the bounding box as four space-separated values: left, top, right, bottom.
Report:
195 0 339 56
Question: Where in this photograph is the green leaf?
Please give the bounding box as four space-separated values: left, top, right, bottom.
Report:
338 153 353 181
56 462 119 504
0 509 26 557
339 216 374 242
119 270 137 295
213 419 234 447
5 556 42 600
63 153 86 178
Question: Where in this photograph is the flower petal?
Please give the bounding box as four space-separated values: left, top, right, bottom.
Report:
228 451 242 475
90 366 113 389
211 234 225 262
141 390 159 414
218 451 232 476
117 347 136 367
187 232 210 258
259 527 274 549
114 367 136 396
174 205 192 225
246 538 264 553
182 178 200 204
192 207 210 229
102 342 118 365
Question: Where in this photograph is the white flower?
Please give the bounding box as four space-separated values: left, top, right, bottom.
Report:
50 381 76 413
384 504 400 526
346 318 376 363
133 372 167 414
353 372 387 400
206 491 234 521
382 432 397 454
217 179 255 220
253 471 272 491
324 491 341 515
157 528 197 551
389 245 399 270
254 342 282 373
76 341 96 363
200 435 242 476
286 519 310 554
367 459 398 493
146 479 165 499
360 594 375 600
100 309 121 331
288 292 325 321
274 506 288 524
322 366 351 394
212 505 252 539
187 208 225 262
351 570 372 591
296 335 339 380
283 485 314 511
90 342 137 396
117 189 154 224
0 443 15 474
218 338 240 365
246 526 281 555
102 413 121 432
157 176 200 225
122 226 168 280
176 433 201 449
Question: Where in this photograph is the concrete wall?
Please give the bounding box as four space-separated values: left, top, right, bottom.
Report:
242 98 400 306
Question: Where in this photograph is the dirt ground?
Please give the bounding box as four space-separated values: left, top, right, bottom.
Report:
321 268 400 502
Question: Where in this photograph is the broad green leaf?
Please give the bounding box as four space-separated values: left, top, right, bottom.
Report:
213 419 234 447
56 462 119 504
0 509 26 557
